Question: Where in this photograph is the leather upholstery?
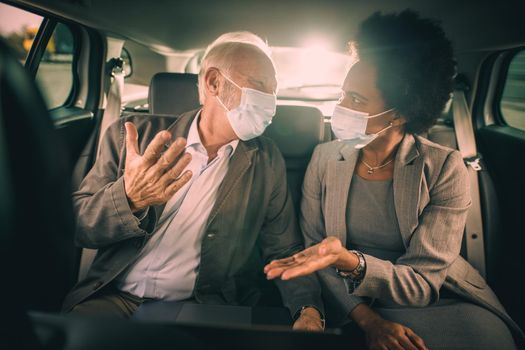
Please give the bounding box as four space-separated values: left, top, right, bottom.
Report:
263 105 324 212
148 73 200 115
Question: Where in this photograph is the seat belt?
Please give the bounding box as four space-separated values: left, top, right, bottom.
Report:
77 57 125 282
97 57 125 152
452 86 486 277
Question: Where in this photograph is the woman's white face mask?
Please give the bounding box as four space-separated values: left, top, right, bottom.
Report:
216 72 277 141
331 104 396 149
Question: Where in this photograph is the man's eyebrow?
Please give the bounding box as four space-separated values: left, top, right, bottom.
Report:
247 77 265 86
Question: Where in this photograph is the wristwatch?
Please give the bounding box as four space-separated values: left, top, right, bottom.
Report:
335 250 366 293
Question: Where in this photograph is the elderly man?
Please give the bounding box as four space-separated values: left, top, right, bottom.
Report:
62 32 324 331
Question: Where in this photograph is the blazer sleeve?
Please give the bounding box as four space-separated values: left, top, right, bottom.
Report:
300 145 367 318
258 141 324 318
352 150 471 306
72 119 156 249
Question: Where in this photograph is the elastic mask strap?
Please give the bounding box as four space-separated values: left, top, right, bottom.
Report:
220 70 276 98
216 95 230 112
355 121 395 149
216 71 242 112
375 121 394 135
365 108 396 119
220 71 242 90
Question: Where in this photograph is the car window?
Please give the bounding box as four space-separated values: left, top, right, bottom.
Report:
35 23 75 110
187 46 350 100
0 3 43 64
0 3 76 110
500 49 525 131
185 45 350 116
272 47 350 100
121 46 150 113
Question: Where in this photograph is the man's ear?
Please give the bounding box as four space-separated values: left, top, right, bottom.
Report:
204 68 221 97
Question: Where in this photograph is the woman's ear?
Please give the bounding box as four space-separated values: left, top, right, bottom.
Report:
393 111 407 127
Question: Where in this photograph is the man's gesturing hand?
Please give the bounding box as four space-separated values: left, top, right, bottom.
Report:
123 122 192 212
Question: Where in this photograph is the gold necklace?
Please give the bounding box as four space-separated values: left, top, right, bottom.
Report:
361 158 395 174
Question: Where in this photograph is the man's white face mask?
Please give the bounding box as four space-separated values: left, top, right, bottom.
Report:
331 104 396 149
216 72 277 141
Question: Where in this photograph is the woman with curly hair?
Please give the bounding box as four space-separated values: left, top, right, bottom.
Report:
265 10 522 350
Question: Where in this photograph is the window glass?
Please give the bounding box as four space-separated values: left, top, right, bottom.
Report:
121 47 132 78
120 46 150 113
500 50 525 131
187 46 351 116
35 23 75 109
0 3 43 64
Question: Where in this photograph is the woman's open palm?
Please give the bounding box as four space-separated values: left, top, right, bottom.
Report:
264 237 346 280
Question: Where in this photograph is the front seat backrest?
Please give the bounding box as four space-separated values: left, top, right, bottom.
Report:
263 105 324 213
1 38 76 348
148 72 200 115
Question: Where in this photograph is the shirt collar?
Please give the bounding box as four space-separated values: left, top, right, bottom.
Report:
186 110 239 158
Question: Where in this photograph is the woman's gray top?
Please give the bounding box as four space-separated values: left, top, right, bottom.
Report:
346 176 404 263
345 175 516 349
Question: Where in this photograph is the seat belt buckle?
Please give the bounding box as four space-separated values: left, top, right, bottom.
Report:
465 156 482 171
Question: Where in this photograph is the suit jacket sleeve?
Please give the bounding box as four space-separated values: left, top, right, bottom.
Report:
352 150 471 306
258 141 324 318
72 119 156 249
300 145 367 320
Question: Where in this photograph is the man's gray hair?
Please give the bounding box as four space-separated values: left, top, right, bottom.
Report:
198 31 273 104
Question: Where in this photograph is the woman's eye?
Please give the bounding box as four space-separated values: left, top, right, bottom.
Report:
352 95 361 104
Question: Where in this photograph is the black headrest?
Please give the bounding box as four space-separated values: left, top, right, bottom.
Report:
148 72 200 115
264 105 324 158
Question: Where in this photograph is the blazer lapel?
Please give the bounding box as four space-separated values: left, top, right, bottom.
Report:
325 142 359 246
206 140 257 226
393 134 424 247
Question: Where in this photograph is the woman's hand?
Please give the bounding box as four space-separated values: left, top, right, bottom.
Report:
362 317 427 350
351 304 427 350
264 237 358 280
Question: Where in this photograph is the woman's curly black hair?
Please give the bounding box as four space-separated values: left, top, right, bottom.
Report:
353 10 456 134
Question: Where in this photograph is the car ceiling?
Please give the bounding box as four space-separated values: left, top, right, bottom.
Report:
12 0 525 53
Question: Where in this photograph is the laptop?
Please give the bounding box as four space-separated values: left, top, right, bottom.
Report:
132 301 341 335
